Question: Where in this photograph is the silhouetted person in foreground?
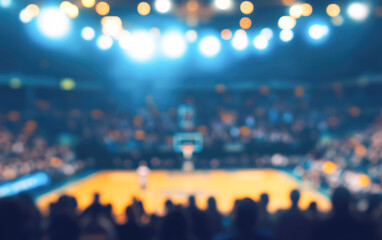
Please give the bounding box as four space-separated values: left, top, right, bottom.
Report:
118 206 142 240
258 193 274 238
159 207 194 240
186 195 211 240
48 214 80 240
276 189 310 240
315 187 377 240
0 198 29 240
215 198 269 240
205 197 223 236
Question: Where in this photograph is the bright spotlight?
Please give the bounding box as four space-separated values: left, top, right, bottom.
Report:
308 24 329 40
37 8 70 39
260 28 273 40
126 31 156 61
154 0 172 13
253 35 268 50
231 30 248 51
347 3 369 21
199 36 221 57
214 0 233 11
97 35 113 50
280 29 294 42
0 0 11 8
161 32 187 58
81 27 95 40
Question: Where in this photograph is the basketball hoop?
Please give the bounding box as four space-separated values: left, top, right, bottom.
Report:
181 144 195 160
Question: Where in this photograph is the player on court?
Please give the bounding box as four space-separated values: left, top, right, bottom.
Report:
137 161 150 190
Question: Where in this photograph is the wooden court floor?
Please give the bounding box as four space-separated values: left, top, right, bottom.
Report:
37 169 331 222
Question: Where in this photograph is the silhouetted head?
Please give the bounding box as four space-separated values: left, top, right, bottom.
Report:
260 193 269 208
308 201 317 212
332 187 352 214
188 195 196 208
93 193 100 203
165 199 174 210
290 189 300 207
125 206 136 223
207 197 217 210
160 208 190 240
234 198 259 233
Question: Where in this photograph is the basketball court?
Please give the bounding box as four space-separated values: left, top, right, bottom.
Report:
37 169 331 222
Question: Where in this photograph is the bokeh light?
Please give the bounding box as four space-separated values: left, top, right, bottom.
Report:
185 30 198 42
253 35 268 50
118 30 131 50
239 17 252 29
231 29 248 51
278 16 296 30
309 24 329 40
60 1 79 18
326 4 341 17
154 0 172 13
221 29 232 40
280 29 294 42
37 7 71 39
0 0 11 8
60 78 76 90
186 0 199 12
214 0 233 11
260 28 273 40
20 9 34 23
21 4 40 22
331 15 344 26
301 3 313 16
101 16 123 37
347 3 369 21
240 1 254 15
81 27 95 41
138 2 151 15
9 78 22 89
160 31 187 58
281 0 295 6
199 36 221 57
96 2 110 16
97 35 113 50
289 4 302 18
125 31 156 61
81 0 96 8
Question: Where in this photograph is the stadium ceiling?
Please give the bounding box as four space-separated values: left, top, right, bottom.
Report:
0 0 381 86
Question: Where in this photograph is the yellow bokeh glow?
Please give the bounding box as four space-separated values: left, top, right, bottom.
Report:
186 0 199 12
26 4 40 17
301 3 312 16
138 2 151 16
239 17 252 29
60 1 79 18
281 0 295 6
96 2 110 16
101 16 123 37
221 29 232 40
289 4 302 18
60 78 76 91
326 4 341 17
240 1 254 15
278 16 296 29
82 0 96 8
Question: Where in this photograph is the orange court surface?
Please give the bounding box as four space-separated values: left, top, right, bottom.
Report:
37 169 331 221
